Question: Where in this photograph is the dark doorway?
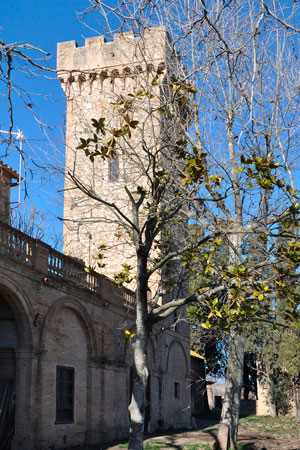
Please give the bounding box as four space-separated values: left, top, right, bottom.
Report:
0 295 17 449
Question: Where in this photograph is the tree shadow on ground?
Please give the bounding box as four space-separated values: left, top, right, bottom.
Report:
146 437 183 449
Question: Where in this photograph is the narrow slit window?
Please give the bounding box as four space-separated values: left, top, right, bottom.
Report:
56 366 74 424
108 154 119 182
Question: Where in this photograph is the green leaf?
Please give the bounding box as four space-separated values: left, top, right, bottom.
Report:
129 120 139 129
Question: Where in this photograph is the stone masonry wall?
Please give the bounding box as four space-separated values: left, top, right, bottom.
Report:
57 28 178 295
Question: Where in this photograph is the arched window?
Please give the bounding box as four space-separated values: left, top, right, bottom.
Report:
108 154 119 182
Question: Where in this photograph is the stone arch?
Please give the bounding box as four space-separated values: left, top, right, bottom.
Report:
0 274 33 350
111 69 120 77
38 297 96 448
123 66 131 76
0 275 35 448
135 65 143 74
164 339 190 428
89 73 97 81
157 62 166 73
147 63 154 73
167 339 188 377
39 297 97 357
100 69 108 79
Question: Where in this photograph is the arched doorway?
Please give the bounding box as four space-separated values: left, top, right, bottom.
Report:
0 280 33 450
0 294 17 449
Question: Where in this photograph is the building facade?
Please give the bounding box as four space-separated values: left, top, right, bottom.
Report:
0 27 191 450
0 218 190 450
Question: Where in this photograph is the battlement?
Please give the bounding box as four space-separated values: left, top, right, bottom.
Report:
57 26 168 75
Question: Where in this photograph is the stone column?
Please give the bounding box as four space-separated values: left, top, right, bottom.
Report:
33 241 50 274
11 348 35 450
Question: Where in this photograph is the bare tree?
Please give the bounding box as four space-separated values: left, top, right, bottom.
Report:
59 1 300 449
0 36 57 208
0 38 55 140
10 203 61 248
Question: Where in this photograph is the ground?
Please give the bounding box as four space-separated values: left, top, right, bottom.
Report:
102 415 300 450
63 415 300 450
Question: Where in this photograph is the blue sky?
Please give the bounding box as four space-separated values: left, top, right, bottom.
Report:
0 1 101 246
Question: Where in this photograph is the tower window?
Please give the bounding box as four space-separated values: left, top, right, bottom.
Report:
56 366 74 424
108 154 119 182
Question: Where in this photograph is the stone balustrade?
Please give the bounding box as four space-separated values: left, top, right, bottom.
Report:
0 220 35 266
0 220 136 306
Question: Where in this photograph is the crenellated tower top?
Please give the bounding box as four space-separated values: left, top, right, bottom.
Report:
57 27 169 92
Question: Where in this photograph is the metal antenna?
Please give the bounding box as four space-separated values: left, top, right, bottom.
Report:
0 128 25 205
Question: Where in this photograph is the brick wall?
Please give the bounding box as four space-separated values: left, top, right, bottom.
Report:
0 223 190 449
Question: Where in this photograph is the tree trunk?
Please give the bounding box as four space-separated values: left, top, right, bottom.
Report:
294 387 300 421
128 254 149 450
215 332 246 450
265 372 276 418
128 339 149 449
268 398 277 418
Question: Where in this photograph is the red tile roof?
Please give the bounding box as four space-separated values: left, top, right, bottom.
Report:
0 160 20 180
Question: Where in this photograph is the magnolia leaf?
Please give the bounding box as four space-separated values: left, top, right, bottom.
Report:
124 329 136 340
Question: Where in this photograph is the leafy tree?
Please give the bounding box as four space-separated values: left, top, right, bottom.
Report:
66 1 300 448
251 319 300 419
277 322 300 419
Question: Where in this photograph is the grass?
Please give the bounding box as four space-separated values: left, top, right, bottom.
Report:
118 416 299 449
145 443 169 449
236 444 255 450
239 415 299 437
118 443 171 449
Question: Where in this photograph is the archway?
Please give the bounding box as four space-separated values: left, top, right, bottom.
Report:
0 294 17 449
165 340 190 428
38 299 95 449
0 280 33 450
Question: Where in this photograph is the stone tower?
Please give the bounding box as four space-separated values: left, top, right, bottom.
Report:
57 28 186 292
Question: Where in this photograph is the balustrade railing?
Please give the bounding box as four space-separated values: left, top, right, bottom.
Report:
0 221 34 265
123 286 136 309
48 249 101 292
0 220 136 307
